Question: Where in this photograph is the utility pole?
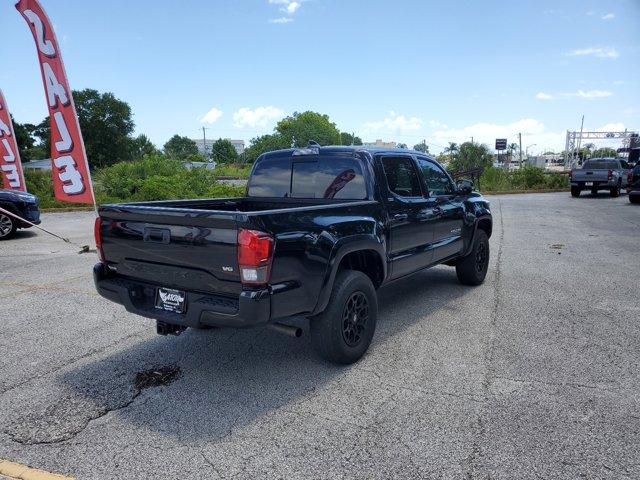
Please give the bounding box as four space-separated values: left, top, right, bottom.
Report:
576 115 585 165
518 132 523 168
201 126 209 161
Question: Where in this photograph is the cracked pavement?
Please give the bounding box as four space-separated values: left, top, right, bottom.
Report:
0 193 639 479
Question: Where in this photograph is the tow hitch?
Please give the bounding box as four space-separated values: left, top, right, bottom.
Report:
156 321 187 336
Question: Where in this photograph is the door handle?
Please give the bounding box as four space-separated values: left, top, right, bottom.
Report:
393 213 408 221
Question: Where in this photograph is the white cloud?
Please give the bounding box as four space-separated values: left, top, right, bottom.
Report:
572 89 613 98
597 122 625 132
536 92 553 100
362 112 423 137
567 46 619 59
535 90 613 100
269 16 293 23
428 119 448 129
601 13 615 20
232 106 285 128
431 119 566 152
285 2 300 14
200 107 223 124
268 0 303 23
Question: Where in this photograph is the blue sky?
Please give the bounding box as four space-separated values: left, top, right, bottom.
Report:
1 0 639 154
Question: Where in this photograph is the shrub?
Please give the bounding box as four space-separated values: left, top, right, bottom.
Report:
211 163 251 178
477 166 568 192
24 155 245 208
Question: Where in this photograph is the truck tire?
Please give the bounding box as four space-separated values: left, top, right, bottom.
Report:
456 229 490 286
610 182 620 197
570 187 581 197
0 212 17 240
310 270 377 365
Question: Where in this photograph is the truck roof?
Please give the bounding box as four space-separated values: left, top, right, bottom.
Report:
260 145 435 160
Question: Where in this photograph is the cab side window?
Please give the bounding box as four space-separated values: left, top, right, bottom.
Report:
381 157 422 198
417 158 455 196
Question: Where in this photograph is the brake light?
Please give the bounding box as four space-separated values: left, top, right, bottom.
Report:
608 169 613 179
629 172 633 183
237 229 274 285
94 217 105 263
568 170 572 180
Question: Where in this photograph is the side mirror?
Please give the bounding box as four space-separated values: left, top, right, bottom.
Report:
456 179 473 195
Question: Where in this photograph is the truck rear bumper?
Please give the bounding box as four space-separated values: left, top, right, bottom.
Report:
571 181 615 189
93 263 271 328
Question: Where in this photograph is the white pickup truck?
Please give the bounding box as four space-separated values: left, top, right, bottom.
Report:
569 158 632 197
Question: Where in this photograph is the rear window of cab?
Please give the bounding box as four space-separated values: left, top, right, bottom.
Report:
248 155 367 199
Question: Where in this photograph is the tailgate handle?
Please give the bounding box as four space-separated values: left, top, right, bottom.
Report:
143 227 170 244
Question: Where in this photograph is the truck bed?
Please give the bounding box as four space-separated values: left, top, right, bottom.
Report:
97 197 378 300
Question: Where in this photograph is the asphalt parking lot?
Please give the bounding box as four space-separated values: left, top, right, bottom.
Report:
1 192 638 479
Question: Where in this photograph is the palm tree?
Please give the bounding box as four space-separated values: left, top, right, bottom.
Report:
444 142 459 155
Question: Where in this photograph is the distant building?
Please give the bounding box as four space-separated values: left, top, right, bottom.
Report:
363 139 397 149
527 154 564 169
23 159 52 171
193 138 245 156
183 160 217 170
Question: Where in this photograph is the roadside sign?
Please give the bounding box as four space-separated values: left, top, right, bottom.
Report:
495 139 507 151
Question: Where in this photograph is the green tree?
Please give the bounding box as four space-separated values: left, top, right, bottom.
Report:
73 89 136 168
10 115 48 160
131 134 159 159
275 111 340 147
592 147 618 158
163 135 199 160
413 141 429 154
211 138 239 164
339 132 363 146
444 142 459 155
448 142 493 172
244 134 289 163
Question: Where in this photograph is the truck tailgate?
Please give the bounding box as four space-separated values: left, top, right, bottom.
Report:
572 170 609 182
97 205 242 296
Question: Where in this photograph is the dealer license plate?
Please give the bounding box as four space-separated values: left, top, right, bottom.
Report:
155 287 186 313
585 182 593 186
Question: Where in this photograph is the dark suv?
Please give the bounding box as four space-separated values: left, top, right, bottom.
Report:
0 189 41 240
627 164 640 204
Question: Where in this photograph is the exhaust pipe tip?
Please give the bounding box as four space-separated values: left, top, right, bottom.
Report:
268 322 303 338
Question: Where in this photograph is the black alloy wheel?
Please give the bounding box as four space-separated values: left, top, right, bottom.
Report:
341 291 369 347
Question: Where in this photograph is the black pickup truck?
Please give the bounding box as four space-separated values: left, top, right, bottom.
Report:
0 189 41 240
94 146 492 363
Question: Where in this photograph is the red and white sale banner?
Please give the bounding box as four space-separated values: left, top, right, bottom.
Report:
0 89 27 191
16 0 95 204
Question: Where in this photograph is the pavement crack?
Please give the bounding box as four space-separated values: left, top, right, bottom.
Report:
200 450 224 478
0 329 149 397
464 198 505 478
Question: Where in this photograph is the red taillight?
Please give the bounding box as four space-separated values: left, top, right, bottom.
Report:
568 171 572 180
237 229 274 285
94 217 105 263
629 172 633 183
608 169 613 179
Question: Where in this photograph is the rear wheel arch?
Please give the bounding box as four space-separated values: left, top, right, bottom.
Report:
313 237 386 315
336 249 384 289
477 217 492 238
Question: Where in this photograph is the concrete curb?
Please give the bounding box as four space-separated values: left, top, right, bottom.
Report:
0 460 74 480
481 188 570 195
